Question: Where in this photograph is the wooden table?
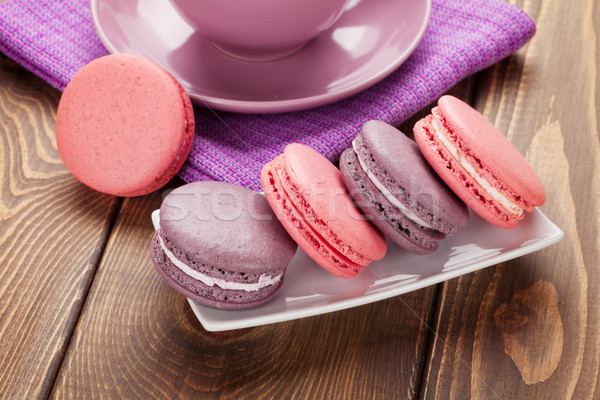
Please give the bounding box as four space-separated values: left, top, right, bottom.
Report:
1 0 597 398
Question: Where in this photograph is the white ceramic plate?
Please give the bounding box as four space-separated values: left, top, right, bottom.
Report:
151 208 563 331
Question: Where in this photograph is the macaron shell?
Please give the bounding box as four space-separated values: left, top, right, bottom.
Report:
56 54 195 196
160 181 297 273
437 95 545 209
280 143 387 262
340 148 445 254
261 159 362 278
358 120 469 234
414 116 519 228
150 233 283 310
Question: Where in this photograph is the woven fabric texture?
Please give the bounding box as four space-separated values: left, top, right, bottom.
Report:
0 0 535 191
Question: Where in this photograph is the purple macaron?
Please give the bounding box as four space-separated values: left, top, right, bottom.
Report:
340 121 469 254
150 181 297 309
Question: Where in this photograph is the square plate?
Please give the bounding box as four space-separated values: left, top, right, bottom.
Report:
152 208 562 331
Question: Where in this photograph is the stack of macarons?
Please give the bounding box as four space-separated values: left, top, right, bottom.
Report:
149 95 545 310
261 95 545 279
55 53 546 310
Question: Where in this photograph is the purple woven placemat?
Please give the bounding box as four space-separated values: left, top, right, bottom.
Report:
0 0 535 192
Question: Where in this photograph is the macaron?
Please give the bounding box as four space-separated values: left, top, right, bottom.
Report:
150 181 297 310
56 53 195 197
340 121 469 255
261 143 386 279
413 95 545 228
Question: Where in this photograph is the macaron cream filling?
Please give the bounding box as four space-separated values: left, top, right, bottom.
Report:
430 114 524 217
157 230 282 292
351 139 435 229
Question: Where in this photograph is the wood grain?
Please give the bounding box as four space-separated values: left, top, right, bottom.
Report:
0 54 122 398
421 0 600 398
2 0 598 397
494 280 563 384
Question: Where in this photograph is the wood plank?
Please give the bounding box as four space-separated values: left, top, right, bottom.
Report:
421 0 600 398
0 54 121 398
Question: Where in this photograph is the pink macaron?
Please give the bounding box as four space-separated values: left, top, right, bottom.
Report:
261 143 387 278
55 54 195 196
414 95 545 228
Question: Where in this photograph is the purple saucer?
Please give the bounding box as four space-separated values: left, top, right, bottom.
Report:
91 0 431 113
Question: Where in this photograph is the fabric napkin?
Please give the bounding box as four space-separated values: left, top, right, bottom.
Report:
0 0 535 192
